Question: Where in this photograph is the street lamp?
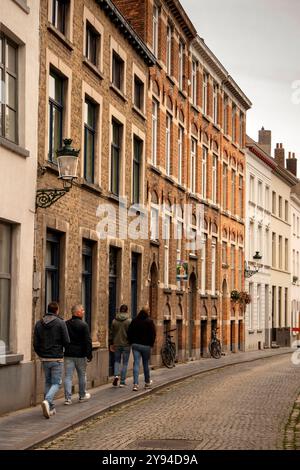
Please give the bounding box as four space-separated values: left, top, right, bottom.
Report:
36 139 79 208
244 251 262 278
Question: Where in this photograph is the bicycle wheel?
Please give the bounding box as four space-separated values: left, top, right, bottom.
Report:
161 345 175 368
210 341 221 359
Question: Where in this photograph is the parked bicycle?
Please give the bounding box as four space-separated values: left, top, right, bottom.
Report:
209 328 222 359
161 328 176 368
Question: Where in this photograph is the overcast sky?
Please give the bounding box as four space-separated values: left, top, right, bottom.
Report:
181 0 300 167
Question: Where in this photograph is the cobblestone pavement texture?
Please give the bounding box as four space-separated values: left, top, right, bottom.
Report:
39 355 300 450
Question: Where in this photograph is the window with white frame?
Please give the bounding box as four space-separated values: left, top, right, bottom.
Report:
134 74 144 112
249 175 255 202
166 25 172 75
293 213 296 234
231 170 236 213
51 0 70 36
0 34 18 143
239 111 244 147
278 195 282 218
249 222 254 259
151 98 158 166
201 146 208 199
110 118 123 196
272 191 276 214
272 232 276 267
211 237 217 295
150 192 159 241
163 202 172 286
48 70 64 162
84 98 97 184
176 206 184 287
202 72 208 115
257 284 261 329
293 249 296 276
85 22 100 67
232 104 236 142
178 41 184 90
165 113 171 176
112 51 124 92
178 126 183 185
238 247 243 290
0 221 12 350
223 95 228 134
231 245 235 290
132 135 143 204
212 154 218 204
238 175 243 217
258 225 262 254
191 60 197 106
249 282 253 329
152 4 159 58
285 238 288 271
278 235 282 269
297 217 300 237
201 234 207 294
190 138 197 193
265 186 270 211
223 163 228 209
265 228 269 265
222 241 227 265
258 181 263 206
189 213 197 256
213 83 218 125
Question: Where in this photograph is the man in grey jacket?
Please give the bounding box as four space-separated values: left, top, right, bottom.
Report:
109 304 131 387
33 302 70 418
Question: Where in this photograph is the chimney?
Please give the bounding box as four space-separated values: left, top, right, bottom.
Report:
258 127 271 155
274 143 285 168
286 152 297 177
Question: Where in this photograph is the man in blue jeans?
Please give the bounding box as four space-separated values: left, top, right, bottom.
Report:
64 304 93 404
33 302 70 418
109 304 131 387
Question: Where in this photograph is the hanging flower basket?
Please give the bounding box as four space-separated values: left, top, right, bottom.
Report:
239 291 252 304
231 290 240 302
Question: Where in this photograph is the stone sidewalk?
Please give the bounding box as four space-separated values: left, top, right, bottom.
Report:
0 348 293 450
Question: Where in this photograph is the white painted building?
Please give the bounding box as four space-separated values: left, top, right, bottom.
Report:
0 0 39 414
290 178 300 341
245 133 273 350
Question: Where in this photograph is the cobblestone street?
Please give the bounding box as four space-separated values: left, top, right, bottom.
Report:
39 355 300 450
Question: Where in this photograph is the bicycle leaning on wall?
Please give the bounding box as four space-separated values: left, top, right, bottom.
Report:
161 328 177 368
208 328 222 359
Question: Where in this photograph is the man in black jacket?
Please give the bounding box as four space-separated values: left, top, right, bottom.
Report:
64 304 93 405
33 302 70 419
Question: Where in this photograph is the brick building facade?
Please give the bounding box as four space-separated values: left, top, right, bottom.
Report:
34 0 155 400
114 0 252 359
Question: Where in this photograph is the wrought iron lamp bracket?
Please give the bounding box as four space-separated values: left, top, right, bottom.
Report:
36 187 70 209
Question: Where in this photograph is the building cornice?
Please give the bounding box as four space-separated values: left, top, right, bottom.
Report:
246 143 276 171
164 0 197 40
192 35 252 110
96 0 156 66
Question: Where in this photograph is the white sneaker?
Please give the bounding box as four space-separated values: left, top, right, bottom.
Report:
79 392 91 402
144 380 153 389
41 400 50 419
64 399 72 405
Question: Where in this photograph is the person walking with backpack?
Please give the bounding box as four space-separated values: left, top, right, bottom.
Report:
64 304 93 404
109 304 131 387
127 306 156 391
33 302 70 419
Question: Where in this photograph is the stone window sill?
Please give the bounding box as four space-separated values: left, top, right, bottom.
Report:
0 353 24 367
81 180 102 195
150 239 160 247
132 105 146 121
0 137 30 158
148 164 162 175
110 83 128 102
82 57 104 80
47 23 74 51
